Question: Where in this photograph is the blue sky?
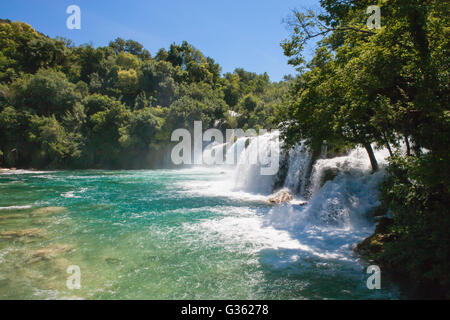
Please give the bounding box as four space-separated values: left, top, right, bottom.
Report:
1 0 320 81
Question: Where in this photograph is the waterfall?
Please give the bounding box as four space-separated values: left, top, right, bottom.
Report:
282 142 311 196
232 131 280 195
208 131 313 196
202 142 228 166
221 135 394 227
309 146 391 196
223 132 315 197
224 137 248 166
198 130 392 226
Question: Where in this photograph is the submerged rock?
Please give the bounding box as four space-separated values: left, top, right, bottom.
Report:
267 189 294 205
31 206 66 216
0 228 42 239
105 257 122 265
0 214 24 220
28 244 74 263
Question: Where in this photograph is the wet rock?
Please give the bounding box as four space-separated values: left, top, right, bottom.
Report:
267 189 294 205
354 218 395 260
320 168 340 187
245 138 251 149
367 205 388 218
272 151 289 191
291 200 308 207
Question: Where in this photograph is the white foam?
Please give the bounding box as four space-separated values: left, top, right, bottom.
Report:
172 137 391 266
232 132 280 195
173 167 269 203
0 170 54 175
309 146 390 196
0 205 32 210
183 207 348 261
61 188 88 199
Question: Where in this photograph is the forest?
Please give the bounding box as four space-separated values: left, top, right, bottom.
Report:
0 18 288 169
278 0 449 297
0 0 449 297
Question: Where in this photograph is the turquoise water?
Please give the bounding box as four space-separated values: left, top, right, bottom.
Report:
0 169 401 299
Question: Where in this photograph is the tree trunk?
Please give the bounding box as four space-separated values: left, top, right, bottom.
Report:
364 143 379 173
404 136 411 156
382 132 393 157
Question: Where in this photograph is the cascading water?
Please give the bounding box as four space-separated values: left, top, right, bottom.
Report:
232 132 280 195
0 131 402 300
309 146 391 197
225 137 248 166
217 133 392 228
147 130 403 299
184 134 401 297
198 129 394 230
282 141 311 197
202 142 228 166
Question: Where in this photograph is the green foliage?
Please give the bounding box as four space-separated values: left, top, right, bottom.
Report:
28 115 82 167
139 59 178 107
0 106 21 165
0 21 40 80
10 69 81 118
116 68 139 95
84 94 117 116
0 21 73 81
119 107 164 150
86 98 130 168
280 0 450 295
167 82 228 130
109 38 151 60
380 154 450 295
0 20 286 170
116 52 141 70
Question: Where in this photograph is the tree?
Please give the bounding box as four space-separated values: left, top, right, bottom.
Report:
166 82 228 130
28 115 82 167
116 69 139 95
119 107 164 151
109 38 151 60
280 0 450 295
139 60 178 107
10 69 81 118
86 98 131 168
0 21 39 81
0 20 286 170
0 106 24 166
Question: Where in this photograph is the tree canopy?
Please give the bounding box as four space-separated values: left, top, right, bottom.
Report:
0 20 287 169
279 0 449 295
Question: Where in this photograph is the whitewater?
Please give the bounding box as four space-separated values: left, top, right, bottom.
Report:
0 131 404 299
